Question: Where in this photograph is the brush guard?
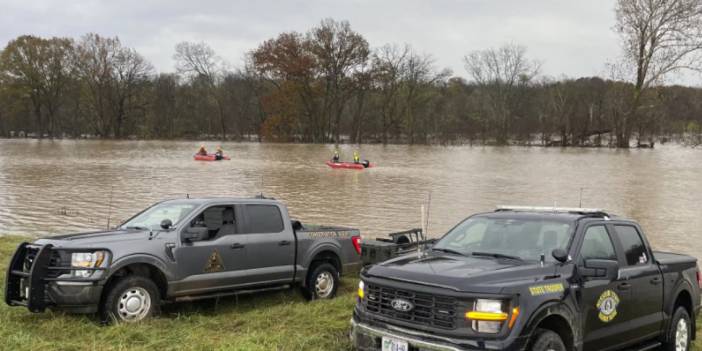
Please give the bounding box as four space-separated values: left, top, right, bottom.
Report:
5 242 108 312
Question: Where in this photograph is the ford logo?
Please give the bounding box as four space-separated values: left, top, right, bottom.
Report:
390 298 414 312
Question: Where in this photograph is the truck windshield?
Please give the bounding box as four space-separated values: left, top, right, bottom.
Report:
120 203 198 231
433 217 574 262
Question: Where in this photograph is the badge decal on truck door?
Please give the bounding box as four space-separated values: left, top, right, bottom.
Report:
596 290 620 322
204 250 224 273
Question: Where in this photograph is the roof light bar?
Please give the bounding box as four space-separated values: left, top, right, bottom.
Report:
495 205 609 216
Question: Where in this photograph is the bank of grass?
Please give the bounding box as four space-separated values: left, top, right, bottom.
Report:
0 235 699 351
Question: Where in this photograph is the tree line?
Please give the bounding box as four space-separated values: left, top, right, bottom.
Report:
1 0 702 147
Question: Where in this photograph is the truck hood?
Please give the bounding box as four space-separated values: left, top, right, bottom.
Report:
364 251 561 294
34 229 152 248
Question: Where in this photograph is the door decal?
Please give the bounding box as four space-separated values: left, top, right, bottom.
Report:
596 290 620 322
204 250 225 273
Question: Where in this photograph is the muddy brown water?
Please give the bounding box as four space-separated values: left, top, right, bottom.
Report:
0 139 700 259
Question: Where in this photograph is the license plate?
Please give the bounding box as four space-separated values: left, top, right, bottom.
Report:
382 337 408 351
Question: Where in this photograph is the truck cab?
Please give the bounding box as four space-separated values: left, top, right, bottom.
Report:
352 206 700 351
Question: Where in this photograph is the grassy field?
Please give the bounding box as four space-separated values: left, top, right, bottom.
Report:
0 235 699 351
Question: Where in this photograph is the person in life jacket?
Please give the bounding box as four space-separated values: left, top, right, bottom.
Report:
353 150 361 164
215 146 224 160
197 144 208 156
332 148 340 163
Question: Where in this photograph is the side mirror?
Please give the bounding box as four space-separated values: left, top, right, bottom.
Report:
160 219 173 230
552 248 569 263
291 220 303 231
582 259 619 280
182 227 208 242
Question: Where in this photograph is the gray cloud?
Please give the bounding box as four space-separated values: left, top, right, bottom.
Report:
1 0 689 83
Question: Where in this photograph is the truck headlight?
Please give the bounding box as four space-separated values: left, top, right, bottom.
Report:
357 280 365 299
466 299 508 333
71 251 108 278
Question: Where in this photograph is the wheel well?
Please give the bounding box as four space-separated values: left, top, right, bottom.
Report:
532 314 574 351
103 263 168 300
309 250 341 276
674 290 695 340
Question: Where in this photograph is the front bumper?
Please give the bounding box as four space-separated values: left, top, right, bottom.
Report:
351 317 528 351
5 242 108 314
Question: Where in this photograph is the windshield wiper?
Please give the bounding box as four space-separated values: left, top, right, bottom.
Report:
470 251 524 261
432 248 467 256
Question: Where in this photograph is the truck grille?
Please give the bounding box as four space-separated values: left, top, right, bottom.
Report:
24 246 67 278
364 283 458 329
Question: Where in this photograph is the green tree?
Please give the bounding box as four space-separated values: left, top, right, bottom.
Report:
0 35 74 137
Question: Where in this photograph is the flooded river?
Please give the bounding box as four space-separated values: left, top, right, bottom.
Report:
0 139 700 258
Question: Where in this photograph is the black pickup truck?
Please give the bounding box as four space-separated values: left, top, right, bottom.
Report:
352 206 700 351
5 197 362 323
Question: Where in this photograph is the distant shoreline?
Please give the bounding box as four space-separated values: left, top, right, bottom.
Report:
0 135 678 148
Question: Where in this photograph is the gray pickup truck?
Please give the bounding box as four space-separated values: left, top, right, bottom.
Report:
5 197 362 323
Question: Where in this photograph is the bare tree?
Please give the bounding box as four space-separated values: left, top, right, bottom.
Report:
174 41 228 139
371 44 413 144
308 18 369 142
464 43 540 144
615 0 702 147
73 33 120 136
74 33 153 138
111 46 153 137
403 52 450 143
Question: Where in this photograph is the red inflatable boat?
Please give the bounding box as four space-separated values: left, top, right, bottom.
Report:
325 161 374 170
194 154 231 161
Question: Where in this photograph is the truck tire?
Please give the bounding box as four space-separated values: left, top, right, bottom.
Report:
530 329 566 351
100 275 160 323
304 262 339 300
662 306 691 351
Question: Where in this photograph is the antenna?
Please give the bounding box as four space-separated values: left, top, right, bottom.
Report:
419 205 425 257
424 192 432 241
106 185 114 230
579 187 584 208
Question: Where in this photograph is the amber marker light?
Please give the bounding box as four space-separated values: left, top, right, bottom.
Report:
508 307 520 328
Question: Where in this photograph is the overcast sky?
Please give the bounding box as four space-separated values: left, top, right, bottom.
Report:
1 0 697 84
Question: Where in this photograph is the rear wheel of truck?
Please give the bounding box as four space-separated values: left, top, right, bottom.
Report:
304 263 339 300
530 328 566 351
662 306 691 351
100 275 160 324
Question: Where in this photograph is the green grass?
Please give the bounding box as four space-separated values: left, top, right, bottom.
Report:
0 235 699 351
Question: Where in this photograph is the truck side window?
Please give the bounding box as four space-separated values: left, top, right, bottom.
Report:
244 205 284 234
579 226 617 261
189 206 236 239
614 225 648 266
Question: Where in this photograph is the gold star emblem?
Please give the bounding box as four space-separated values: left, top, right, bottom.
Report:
204 250 224 273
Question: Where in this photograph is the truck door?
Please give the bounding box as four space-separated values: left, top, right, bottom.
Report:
610 224 664 342
577 225 632 351
240 203 296 284
172 205 249 295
